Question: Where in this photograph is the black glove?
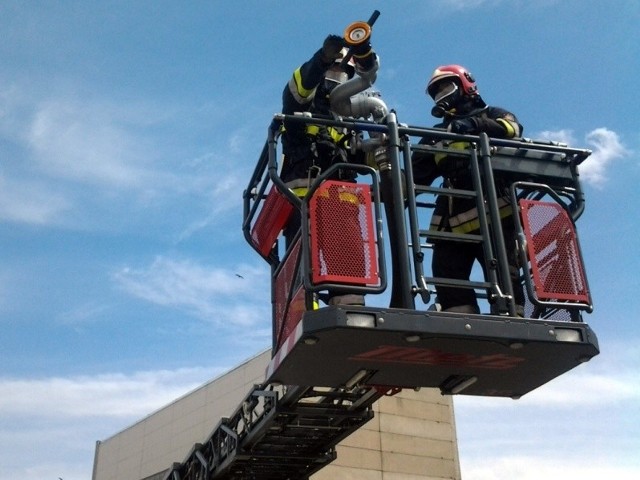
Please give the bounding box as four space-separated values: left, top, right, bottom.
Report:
321 35 345 64
450 117 478 134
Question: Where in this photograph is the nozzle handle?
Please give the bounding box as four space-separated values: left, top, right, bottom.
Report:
367 10 380 27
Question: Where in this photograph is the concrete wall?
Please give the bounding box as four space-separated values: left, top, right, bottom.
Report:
92 350 461 480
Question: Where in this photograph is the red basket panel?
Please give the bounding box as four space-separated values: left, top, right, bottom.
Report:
273 240 306 349
309 181 378 286
251 187 294 257
519 199 589 303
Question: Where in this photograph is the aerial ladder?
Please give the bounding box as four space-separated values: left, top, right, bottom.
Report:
163 11 599 480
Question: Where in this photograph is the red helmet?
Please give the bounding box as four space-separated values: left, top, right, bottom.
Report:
426 64 478 99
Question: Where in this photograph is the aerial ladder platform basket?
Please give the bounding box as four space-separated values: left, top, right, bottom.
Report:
244 114 598 400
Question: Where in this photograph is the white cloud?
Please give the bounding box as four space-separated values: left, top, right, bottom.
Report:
27 98 160 189
56 301 111 325
0 368 216 419
441 0 499 10
462 455 640 480
537 128 576 146
0 175 70 224
536 127 629 188
0 366 229 480
581 128 629 187
1 85 247 230
112 256 270 326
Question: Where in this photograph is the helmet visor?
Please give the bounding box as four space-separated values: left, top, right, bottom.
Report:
431 80 459 104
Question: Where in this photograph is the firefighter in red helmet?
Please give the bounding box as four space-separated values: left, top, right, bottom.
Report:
412 64 525 316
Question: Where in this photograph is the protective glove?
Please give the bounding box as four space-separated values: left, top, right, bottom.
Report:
321 35 345 64
450 117 478 134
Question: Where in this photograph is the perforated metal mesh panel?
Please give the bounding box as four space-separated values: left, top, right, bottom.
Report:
519 199 590 303
251 187 294 257
273 240 305 349
309 181 378 286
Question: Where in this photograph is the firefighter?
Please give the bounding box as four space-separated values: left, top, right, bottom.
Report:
411 64 525 316
279 34 377 306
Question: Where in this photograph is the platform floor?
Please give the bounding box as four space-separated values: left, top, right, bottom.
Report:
265 306 600 398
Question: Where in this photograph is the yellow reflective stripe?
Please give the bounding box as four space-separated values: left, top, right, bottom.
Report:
435 141 470 165
449 141 470 150
496 118 517 138
290 187 308 197
293 68 315 98
289 68 315 104
305 125 346 143
329 128 345 143
429 201 513 234
449 204 513 234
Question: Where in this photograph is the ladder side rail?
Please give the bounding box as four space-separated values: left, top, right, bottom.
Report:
209 423 239 477
242 139 269 224
234 388 280 449
264 122 302 263
477 133 518 316
162 385 278 480
242 139 272 259
242 124 301 265
382 111 415 308
169 422 238 480
401 135 431 304
264 118 302 207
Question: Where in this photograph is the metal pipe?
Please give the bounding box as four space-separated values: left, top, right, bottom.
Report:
384 112 414 308
329 57 382 118
478 133 516 316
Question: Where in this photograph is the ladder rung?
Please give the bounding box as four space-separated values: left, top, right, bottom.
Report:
419 230 484 243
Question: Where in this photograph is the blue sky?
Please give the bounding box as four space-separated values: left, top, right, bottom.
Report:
0 1 638 479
